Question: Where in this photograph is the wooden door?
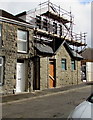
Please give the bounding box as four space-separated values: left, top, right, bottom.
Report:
49 60 55 88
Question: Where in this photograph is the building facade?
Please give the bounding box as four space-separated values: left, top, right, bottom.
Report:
39 43 83 90
0 10 35 94
81 48 93 82
0 1 86 95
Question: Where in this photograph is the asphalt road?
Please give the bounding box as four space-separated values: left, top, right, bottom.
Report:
2 85 91 118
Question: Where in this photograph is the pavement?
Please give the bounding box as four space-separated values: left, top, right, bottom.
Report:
0 82 92 103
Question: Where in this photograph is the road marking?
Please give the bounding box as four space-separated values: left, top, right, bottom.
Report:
2 85 91 105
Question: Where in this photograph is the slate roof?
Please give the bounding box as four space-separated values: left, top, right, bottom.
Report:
0 9 28 23
64 42 83 60
35 43 54 55
34 41 83 60
81 48 93 61
71 50 83 59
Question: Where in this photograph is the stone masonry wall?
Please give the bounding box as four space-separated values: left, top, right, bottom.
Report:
0 22 17 94
0 20 82 94
0 21 34 94
56 45 82 87
39 45 82 90
40 57 49 90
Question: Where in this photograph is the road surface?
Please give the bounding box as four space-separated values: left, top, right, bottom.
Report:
2 85 92 118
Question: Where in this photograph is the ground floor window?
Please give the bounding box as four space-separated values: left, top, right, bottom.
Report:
0 57 3 85
71 60 76 70
61 59 67 70
0 25 2 48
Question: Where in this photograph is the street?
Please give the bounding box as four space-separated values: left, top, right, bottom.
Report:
2 85 92 118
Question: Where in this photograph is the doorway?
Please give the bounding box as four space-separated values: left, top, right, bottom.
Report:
33 56 40 90
16 60 26 93
49 59 56 88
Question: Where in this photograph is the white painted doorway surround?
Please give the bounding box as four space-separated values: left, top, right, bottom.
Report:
16 62 25 93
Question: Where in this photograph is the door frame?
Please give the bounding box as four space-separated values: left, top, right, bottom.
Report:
16 59 26 93
33 56 40 90
49 59 56 88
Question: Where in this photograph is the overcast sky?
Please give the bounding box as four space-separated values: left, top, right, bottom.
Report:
0 0 92 47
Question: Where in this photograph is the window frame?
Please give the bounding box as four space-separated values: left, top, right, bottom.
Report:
59 24 62 36
17 29 28 53
36 15 41 29
0 24 2 48
43 18 48 31
53 22 57 34
0 57 4 85
71 59 76 70
61 59 67 70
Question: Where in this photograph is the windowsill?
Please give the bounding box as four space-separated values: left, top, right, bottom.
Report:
62 69 67 71
71 70 76 71
17 51 27 54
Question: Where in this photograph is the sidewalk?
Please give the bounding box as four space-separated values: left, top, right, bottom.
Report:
1 83 92 103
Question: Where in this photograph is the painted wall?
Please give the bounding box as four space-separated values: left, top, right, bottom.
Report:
86 62 93 82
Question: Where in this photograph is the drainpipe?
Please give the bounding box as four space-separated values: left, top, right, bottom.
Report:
13 85 16 94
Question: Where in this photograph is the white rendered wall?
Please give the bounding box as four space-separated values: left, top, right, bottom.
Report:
86 62 93 82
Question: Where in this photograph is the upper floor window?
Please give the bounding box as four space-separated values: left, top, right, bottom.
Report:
17 30 28 53
0 25 2 48
53 22 57 34
36 15 41 29
61 59 67 70
0 57 4 85
43 18 48 31
71 60 76 70
59 24 62 36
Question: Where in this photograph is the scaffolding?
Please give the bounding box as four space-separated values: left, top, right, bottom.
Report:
15 1 87 88
24 1 87 52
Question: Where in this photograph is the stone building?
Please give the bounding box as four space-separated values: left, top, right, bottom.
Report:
0 1 86 95
38 42 83 90
0 10 34 94
81 48 93 82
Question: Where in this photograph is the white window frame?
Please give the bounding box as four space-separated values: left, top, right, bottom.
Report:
0 57 3 85
17 30 28 53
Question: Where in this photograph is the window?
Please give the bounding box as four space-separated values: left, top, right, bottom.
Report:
17 30 28 53
61 59 66 70
0 25 2 48
43 18 48 31
0 57 3 85
71 60 76 70
36 15 41 29
53 22 57 34
59 24 62 36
